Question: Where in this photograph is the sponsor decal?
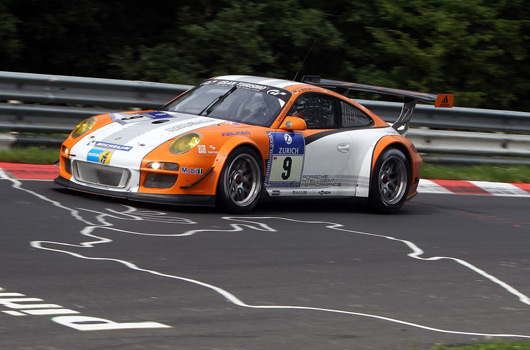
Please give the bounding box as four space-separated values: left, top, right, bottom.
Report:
435 94 454 108
318 190 332 196
208 145 218 154
292 190 307 195
204 79 291 102
222 131 251 137
94 141 132 151
145 111 175 119
267 89 287 96
277 147 300 155
196 144 218 155
110 111 176 125
265 132 305 188
111 113 151 125
87 149 112 164
300 175 353 188
272 190 281 196
0 286 170 331
181 167 203 175
164 119 213 133
236 82 267 91
222 121 241 126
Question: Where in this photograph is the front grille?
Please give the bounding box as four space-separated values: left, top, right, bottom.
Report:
73 161 131 188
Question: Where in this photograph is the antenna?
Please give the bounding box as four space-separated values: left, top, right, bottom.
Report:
293 40 317 82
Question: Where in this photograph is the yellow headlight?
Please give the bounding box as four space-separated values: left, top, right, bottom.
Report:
71 117 96 139
169 133 201 154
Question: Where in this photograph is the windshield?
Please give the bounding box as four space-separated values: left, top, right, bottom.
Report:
162 80 291 127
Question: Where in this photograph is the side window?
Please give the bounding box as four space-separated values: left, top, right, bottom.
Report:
340 101 373 128
288 93 338 129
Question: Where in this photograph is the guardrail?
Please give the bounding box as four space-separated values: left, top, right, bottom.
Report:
1 71 529 164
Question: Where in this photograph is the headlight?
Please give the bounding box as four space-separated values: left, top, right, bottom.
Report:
169 133 201 154
71 117 96 139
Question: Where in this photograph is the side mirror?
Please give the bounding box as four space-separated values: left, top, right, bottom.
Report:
279 116 306 131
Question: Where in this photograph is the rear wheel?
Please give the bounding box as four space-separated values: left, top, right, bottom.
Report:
368 148 410 213
217 147 263 213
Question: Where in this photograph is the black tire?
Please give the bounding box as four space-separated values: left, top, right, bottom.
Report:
217 147 263 213
368 148 411 213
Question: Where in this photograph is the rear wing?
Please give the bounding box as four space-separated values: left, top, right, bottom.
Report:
301 76 454 134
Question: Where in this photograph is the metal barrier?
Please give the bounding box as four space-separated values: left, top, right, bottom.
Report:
0 71 191 133
1 71 530 164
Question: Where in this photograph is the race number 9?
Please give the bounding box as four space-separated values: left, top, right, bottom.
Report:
282 157 292 180
269 155 303 183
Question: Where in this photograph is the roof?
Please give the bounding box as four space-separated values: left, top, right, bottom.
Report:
214 75 305 90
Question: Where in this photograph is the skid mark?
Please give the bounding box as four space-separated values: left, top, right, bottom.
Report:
2 171 530 340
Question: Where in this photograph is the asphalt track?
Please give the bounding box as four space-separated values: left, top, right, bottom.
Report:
1 167 530 349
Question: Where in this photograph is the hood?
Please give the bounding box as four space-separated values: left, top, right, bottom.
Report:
103 111 224 147
70 111 226 169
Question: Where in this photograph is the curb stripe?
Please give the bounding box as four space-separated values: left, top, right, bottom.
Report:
0 162 58 180
468 181 530 196
513 183 530 195
428 179 492 195
419 179 530 197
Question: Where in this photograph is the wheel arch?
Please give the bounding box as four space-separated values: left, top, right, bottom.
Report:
370 135 421 199
211 137 266 189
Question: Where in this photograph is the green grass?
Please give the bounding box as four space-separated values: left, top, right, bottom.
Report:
0 146 60 164
1 147 530 183
421 162 530 183
432 341 530 350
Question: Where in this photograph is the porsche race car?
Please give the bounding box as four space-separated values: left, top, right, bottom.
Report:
55 75 453 213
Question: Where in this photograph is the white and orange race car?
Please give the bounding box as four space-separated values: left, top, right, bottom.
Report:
55 75 453 213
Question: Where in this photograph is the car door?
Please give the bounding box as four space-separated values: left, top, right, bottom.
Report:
264 92 357 197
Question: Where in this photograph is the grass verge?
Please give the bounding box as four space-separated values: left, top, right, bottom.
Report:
432 341 530 350
0 146 60 164
421 162 530 183
1 147 530 183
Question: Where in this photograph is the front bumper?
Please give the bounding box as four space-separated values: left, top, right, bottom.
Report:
54 176 216 206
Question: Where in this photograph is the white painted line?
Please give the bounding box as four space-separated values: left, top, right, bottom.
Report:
3 169 530 339
23 308 80 316
2 310 26 316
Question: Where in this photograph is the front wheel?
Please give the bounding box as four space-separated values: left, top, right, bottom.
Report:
217 147 263 213
368 148 410 213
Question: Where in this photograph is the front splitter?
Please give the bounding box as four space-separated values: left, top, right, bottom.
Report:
54 176 216 206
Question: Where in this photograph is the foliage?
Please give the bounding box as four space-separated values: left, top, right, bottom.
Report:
1 0 530 111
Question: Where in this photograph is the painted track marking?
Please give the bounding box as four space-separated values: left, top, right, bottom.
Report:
2 170 530 339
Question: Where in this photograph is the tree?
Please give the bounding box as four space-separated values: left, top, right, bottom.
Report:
2 0 530 111
0 1 20 67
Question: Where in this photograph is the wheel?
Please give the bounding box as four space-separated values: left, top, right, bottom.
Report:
368 148 410 213
217 147 263 213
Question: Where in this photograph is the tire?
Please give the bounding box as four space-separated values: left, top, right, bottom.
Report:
368 148 411 213
217 147 263 213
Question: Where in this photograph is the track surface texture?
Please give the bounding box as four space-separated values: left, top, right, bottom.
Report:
1 167 529 349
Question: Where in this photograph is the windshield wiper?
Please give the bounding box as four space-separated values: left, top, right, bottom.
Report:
199 86 237 116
